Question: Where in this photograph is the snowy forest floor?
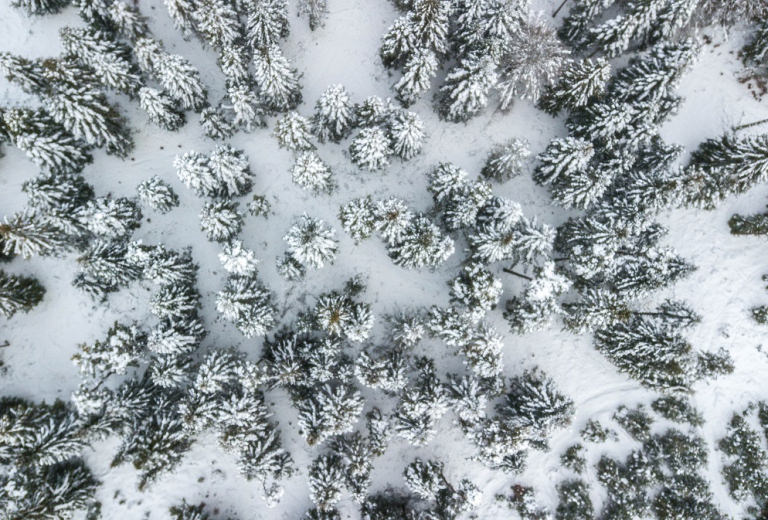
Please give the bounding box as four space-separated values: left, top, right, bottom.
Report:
2 0 768 518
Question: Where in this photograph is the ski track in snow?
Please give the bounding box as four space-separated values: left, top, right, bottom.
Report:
1 0 768 518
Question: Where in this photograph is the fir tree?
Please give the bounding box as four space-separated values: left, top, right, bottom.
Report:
291 152 334 194
77 197 142 239
481 139 530 182
283 215 338 269
199 200 243 242
0 107 92 174
497 15 570 107
395 48 438 106
350 127 393 171
339 196 377 243
59 27 141 95
388 214 454 269
388 110 425 160
138 87 186 131
137 176 179 214
556 480 593 520
274 111 315 151
437 54 497 122
216 275 276 338
539 58 611 115
312 84 356 143
0 270 45 318
12 0 69 15
253 45 302 113
0 213 61 258
298 0 328 30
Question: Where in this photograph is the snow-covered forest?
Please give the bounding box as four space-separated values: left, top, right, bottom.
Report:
2 0 768 518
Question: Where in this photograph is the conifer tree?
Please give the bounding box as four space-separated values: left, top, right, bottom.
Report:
388 214 454 269
0 270 45 318
312 84 356 142
253 45 302 113
388 110 425 160
0 213 60 258
138 87 186 131
291 152 334 194
437 54 497 122
497 15 569 107
350 127 393 171
298 0 328 31
0 107 92 174
374 197 413 245
216 275 276 337
283 215 338 269
274 111 315 151
78 197 142 239
245 0 289 50
339 196 377 243
481 139 530 182
539 58 611 115
199 201 243 242
137 176 180 214
200 106 234 140
219 240 259 276
394 48 438 106
12 0 69 15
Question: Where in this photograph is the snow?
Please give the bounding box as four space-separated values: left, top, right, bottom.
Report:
2 0 768 519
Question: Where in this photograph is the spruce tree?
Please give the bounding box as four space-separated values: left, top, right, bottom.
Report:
253 45 302 113
137 176 180 214
539 58 611 115
274 111 315 151
312 84 356 143
437 54 497 122
283 215 338 269
481 139 530 182
291 152 334 194
199 201 243 242
388 214 454 269
350 127 393 171
138 87 186 131
0 270 45 318
216 275 276 338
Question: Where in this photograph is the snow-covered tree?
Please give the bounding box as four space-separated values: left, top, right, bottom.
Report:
497 15 569 107
199 200 243 242
395 48 438 106
291 152 334 193
339 196 377 243
284 215 338 269
274 111 314 151
312 84 356 142
137 176 179 213
138 87 185 131
481 139 530 182
388 110 425 160
298 0 328 30
539 58 611 115
219 240 259 276
77 197 142 239
216 275 276 337
350 127 392 171
388 214 454 269
437 54 497 122
0 270 45 318
253 45 302 113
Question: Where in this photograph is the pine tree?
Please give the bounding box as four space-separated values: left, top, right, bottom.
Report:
539 58 611 115
192 0 242 50
199 201 243 242
253 45 302 113
388 214 454 269
0 107 92 174
245 0 289 50
216 275 276 338
395 48 438 106
137 176 179 213
481 139 530 182
393 358 448 445
534 137 594 185
291 152 334 194
497 15 570 107
298 0 328 31
209 145 253 197
0 270 45 318
308 454 345 511
76 240 142 295
339 196 377 243
145 43 208 111
388 110 425 160
297 383 365 445
12 0 69 15
684 133 768 208
380 17 418 69
77 197 142 239
741 20 768 67
283 215 338 269
374 197 414 245
138 87 186 131
72 322 145 379
556 480 593 520
59 27 141 95
0 213 61 258
350 127 393 171
274 111 315 151
200 106 235 140
411 0 451 55
227 81 266 130
497 367 574 439
219 240 259 276
437 54 497 122
312 84 356 143
449 263 503 322
175 150 220 197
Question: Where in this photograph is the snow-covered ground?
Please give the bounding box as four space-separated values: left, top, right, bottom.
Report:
2 1 768 518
